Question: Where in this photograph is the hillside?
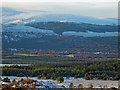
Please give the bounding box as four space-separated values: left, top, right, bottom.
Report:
26 22 118 35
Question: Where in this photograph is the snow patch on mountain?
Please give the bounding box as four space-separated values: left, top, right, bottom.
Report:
2 23 58 35
62 31 118 37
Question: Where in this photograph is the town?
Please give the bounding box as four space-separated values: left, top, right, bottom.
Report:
0 76 119 89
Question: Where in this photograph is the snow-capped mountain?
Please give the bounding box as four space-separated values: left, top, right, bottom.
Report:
1 7 118 50
2 7 118 25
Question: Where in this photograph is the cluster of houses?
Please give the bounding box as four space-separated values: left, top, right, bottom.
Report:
0 77 119 89
0 77 62 89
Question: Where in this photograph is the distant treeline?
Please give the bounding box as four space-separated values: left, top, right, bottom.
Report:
2 60 120 80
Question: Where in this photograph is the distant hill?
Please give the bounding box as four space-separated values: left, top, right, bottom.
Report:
26 22 118 35
2 7 117 25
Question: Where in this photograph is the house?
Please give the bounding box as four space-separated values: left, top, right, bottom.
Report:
2 82 10 85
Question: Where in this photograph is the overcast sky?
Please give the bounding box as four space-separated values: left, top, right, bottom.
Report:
1 0 118 19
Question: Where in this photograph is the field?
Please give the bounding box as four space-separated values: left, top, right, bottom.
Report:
2 47 118 64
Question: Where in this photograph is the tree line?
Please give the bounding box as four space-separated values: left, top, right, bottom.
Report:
2 60 120 80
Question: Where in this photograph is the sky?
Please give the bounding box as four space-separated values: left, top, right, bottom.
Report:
1 0 119 2
1 0 118 19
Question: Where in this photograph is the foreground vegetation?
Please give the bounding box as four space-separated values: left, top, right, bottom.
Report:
2 60 120 80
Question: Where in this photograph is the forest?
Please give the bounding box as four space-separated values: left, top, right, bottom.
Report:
2 60 120 80
26 22 118 35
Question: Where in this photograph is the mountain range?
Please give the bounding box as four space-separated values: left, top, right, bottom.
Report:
2 7 118 53
2 7 118 25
